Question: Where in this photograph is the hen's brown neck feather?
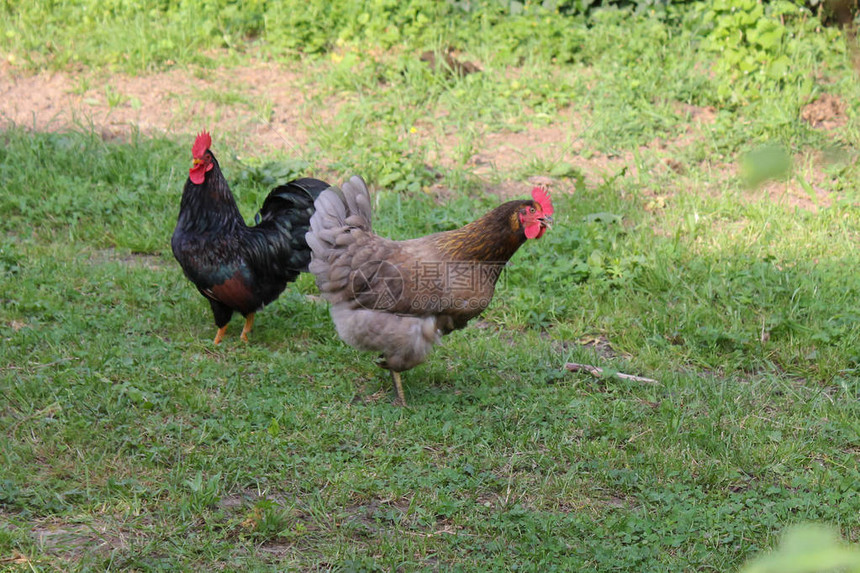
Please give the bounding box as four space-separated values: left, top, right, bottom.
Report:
433 200 532 263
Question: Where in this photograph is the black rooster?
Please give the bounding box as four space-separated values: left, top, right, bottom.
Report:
171 131 329 344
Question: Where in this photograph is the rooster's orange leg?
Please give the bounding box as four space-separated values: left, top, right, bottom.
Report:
240 313 255 343
391 370 407 407
213 325 228 345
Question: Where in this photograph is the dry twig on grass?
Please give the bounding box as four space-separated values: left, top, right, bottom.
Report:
565 362 660 385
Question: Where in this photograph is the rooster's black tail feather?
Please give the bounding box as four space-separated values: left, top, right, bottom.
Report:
252 177 331 273
256 177 330 225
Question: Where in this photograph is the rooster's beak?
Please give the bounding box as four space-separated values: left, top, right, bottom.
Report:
540 215 553 228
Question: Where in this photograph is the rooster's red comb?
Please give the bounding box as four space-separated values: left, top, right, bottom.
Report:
192 131 212 159
531 187 553 216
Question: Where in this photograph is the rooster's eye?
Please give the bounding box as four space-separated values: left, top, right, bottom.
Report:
529 207 536 214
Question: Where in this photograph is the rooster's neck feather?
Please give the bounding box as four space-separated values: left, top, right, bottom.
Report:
176 154 245 234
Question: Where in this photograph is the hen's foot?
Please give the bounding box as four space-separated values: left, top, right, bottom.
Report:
391 370 407 407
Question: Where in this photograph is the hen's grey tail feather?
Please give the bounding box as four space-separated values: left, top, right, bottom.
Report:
306 175 373 298
340 176 373 230
306 176 372 256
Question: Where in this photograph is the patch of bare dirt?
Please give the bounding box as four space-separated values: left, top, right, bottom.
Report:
577 335 622 361
754 175 832 211
703 147 845 213
419 48 482 77
1 60 624 192
0 61 325 155
425 106 633 190
88 248 165 270
656 102 718 157
216 487 294 512
801 93 846 130
639 101 845 213
484 177 566 200
26 516 139 560
0 61 847 214
673 102 718 125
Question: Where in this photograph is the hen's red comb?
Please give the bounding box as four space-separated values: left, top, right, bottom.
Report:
531 187 554 216
192 131 212 159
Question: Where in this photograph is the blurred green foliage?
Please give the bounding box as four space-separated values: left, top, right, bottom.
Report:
742 524 860 573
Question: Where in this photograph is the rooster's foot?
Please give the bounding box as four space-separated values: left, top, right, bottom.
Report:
240 313 255 343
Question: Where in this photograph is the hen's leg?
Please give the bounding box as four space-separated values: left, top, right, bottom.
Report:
240 313 255 343
391 370 407 407
213 325 228 345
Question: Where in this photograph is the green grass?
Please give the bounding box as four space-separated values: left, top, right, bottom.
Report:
2 1 860 571
2 130 859 571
